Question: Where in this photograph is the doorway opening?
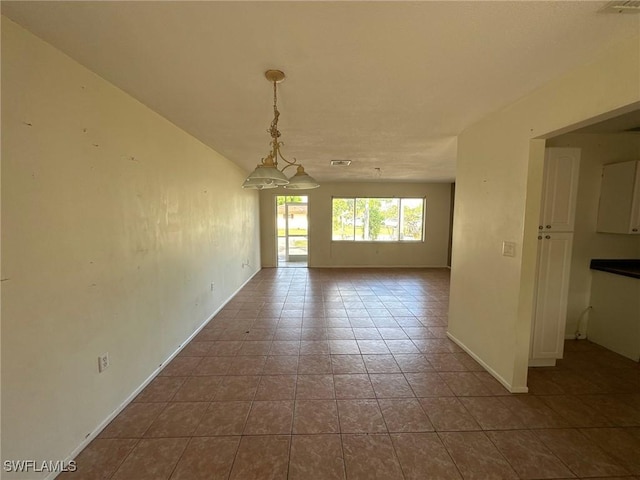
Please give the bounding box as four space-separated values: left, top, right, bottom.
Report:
276 195 308 268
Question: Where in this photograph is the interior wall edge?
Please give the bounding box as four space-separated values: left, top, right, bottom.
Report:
446 331 529 394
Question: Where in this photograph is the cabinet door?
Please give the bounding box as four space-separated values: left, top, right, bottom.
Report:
530 232 573 364
597 160 640 234
540 148 580 232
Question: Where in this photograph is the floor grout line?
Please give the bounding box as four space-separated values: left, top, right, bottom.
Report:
64 268 640 480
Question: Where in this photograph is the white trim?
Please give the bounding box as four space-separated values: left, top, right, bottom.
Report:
446 331 529 394
312 264 450 269
48 269 261 480
528 357 557 367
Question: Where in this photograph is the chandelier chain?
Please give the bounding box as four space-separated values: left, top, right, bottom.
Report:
268 78 297 169
269 79 281 142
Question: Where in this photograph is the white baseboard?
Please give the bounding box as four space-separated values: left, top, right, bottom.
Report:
446 331 529 394
528 357 557 367
312 264 450 269
49 268 261 480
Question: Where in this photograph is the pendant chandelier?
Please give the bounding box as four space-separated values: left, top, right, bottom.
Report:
242 70 320 190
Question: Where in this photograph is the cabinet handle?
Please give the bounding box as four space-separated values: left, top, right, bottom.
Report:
633 228 638 232
545 235 551 239
545 225 551 229
538 225 543 230
538 235 542 240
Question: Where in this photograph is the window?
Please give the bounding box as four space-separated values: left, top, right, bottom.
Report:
332 197 425 241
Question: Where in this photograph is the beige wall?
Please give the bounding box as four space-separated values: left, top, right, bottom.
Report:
1 17 260 477
449 34 640 393
260 182 452 268
546 133 640 337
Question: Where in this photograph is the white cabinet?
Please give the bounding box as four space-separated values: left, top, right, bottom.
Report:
530 147 580 367
539 148 581 232
596 160 640 234
530 232 574 366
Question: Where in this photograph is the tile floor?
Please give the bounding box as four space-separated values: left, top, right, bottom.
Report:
61 268 640 480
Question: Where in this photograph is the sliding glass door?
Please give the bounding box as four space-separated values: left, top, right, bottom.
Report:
276 196 308 267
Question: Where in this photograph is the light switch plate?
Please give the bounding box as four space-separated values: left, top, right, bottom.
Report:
502 241 516 257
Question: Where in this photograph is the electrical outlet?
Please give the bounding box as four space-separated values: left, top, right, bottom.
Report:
98 353 110 373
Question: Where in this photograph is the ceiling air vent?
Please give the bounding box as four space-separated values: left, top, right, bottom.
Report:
600 1 640 13
331 160 352 166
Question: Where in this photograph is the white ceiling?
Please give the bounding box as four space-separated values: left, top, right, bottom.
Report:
2 1 638 183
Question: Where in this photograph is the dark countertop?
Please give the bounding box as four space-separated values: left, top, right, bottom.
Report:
590 259 640 280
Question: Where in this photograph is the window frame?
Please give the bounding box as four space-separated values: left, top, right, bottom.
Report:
331 196 426 243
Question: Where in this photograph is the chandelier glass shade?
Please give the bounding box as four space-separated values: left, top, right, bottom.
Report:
283 165 320 190
242 70 319 190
